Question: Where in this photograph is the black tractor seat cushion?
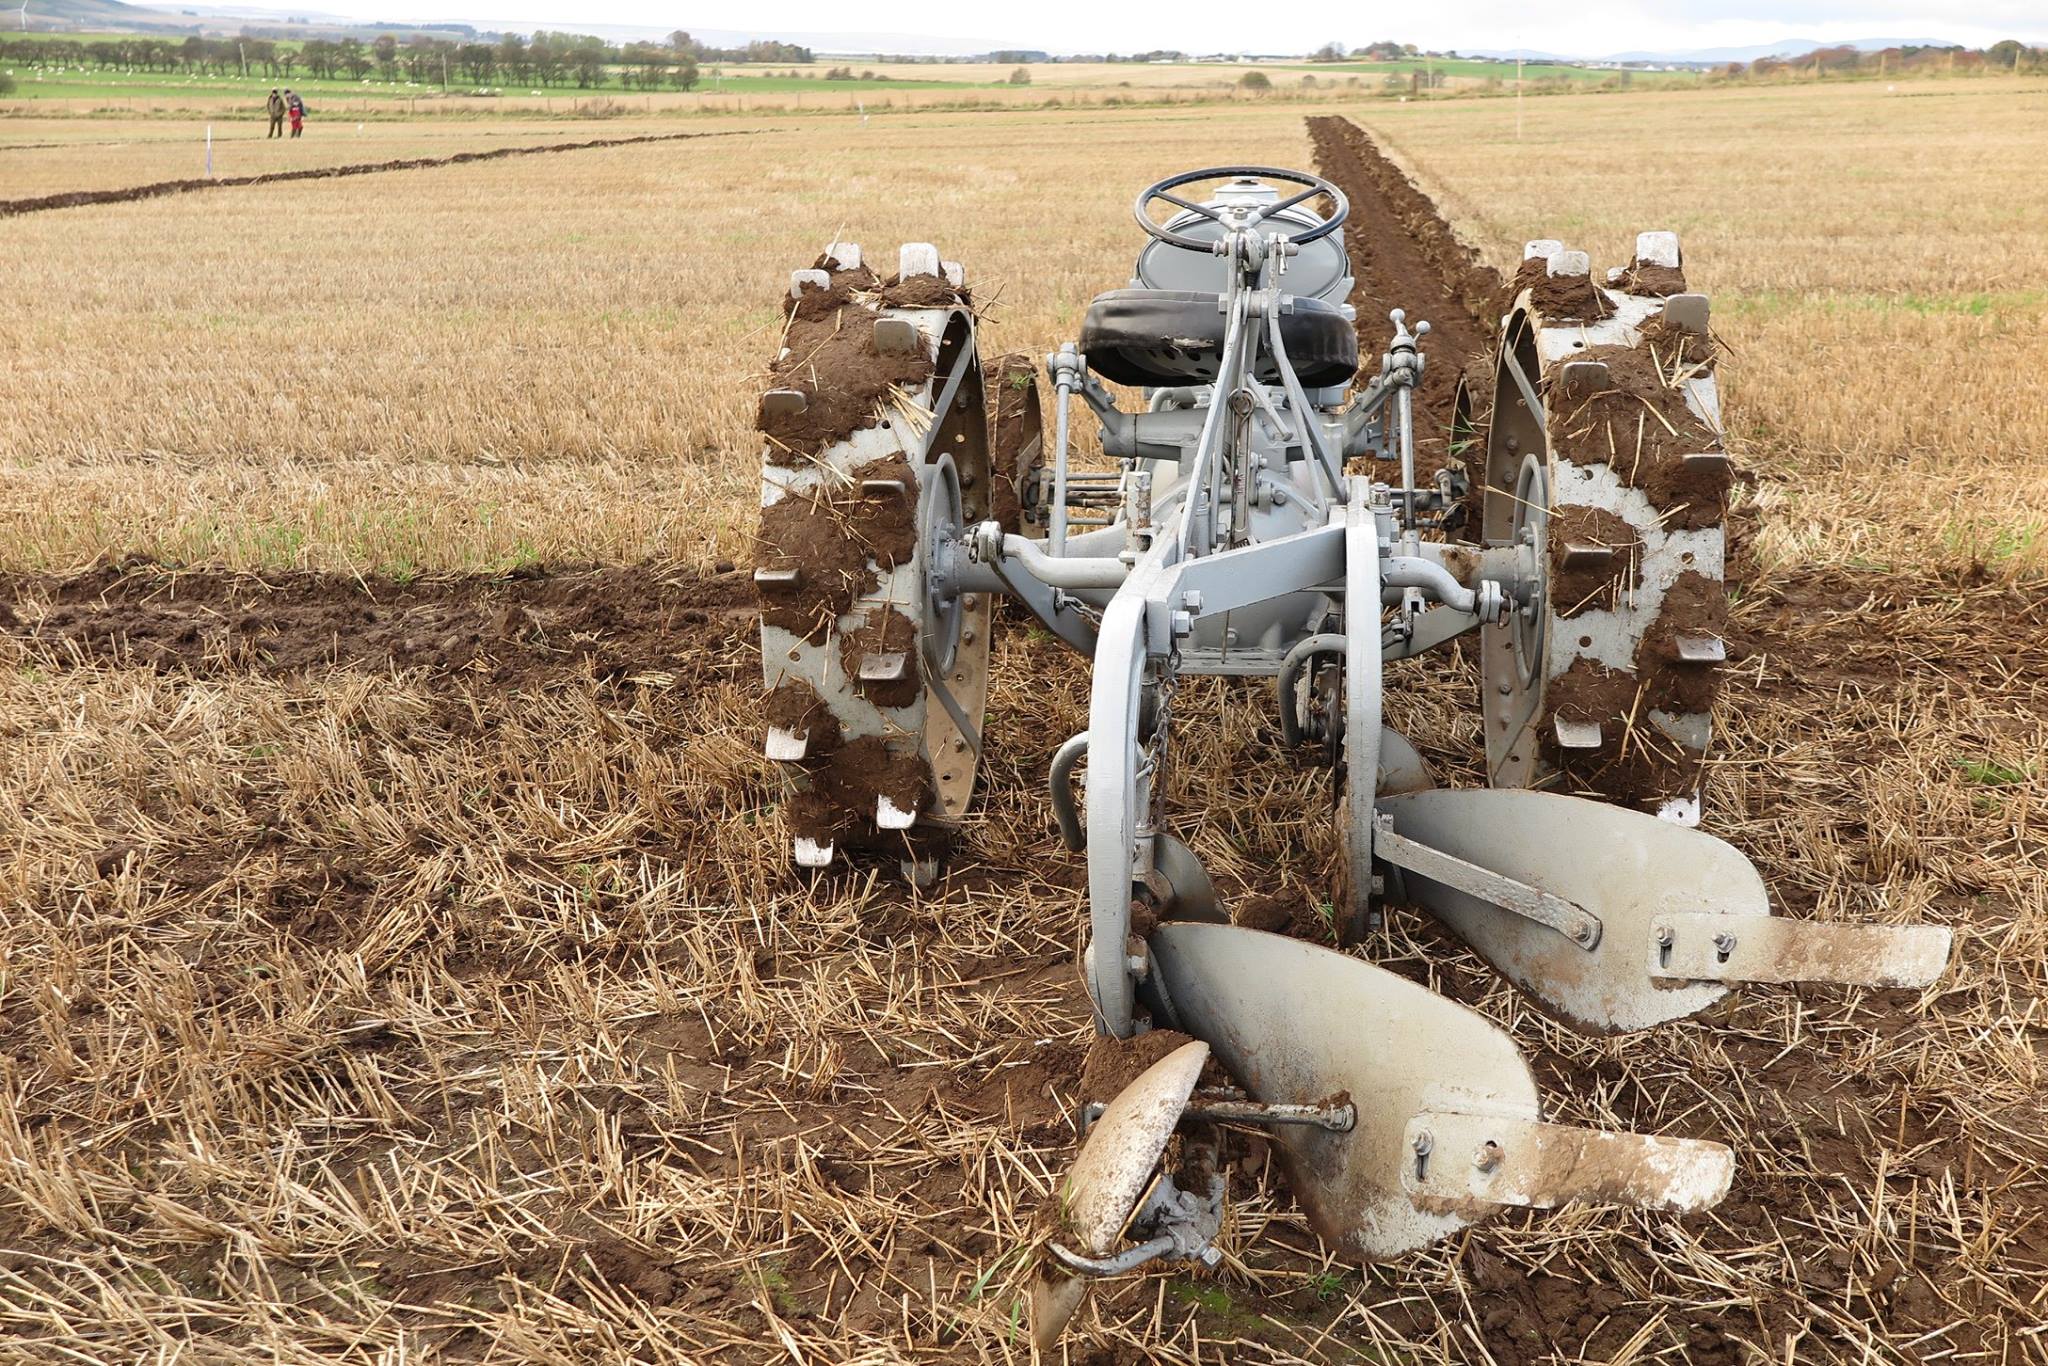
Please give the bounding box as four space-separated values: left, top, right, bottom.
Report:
1080 289 1358 390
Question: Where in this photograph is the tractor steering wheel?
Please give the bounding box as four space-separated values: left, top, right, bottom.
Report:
1134 166 1350 253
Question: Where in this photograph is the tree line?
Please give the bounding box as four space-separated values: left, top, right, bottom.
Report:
1720 41 2046 78
0 30 815 90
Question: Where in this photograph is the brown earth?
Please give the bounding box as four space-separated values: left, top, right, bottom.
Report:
877 273 969 309
1548 504 1644 617
754 455 919 642
1634 568 1729 714
0 557 1091 1355
1308 115 1502 484
1614 257 1690 297
1526 262 1618 322
759 263 935 462
762 679 840 753
0 559 752 686
1640 312 1717 372
985 352 1044 533
785 734 932 847
1078 1027 1201 1102
1551 340 1731 531
838 604 922 710
4 539 2042 1359
1540 654 1705 802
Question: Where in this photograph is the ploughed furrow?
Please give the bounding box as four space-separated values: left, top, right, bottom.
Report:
0 562 754 683
0 128 757 219
1307 115 1503 477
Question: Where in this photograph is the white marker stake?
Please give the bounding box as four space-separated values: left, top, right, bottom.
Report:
205 123 213 178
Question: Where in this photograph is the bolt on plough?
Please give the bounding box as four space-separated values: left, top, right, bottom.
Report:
749 166 1953 1348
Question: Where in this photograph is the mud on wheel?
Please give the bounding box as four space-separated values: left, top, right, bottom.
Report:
984 352 1046 537
1480 232 1730 820
752 241 996 876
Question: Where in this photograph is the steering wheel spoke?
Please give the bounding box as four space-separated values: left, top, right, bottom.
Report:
1257 184 1329 221
1151 190 1222 220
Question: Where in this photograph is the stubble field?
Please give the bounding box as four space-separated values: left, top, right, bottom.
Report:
0 77 2043 1363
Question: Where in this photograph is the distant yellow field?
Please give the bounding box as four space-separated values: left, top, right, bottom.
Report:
0 102 1323 574
1 66 1361 118
1359 77 2048 580
0 116 786 195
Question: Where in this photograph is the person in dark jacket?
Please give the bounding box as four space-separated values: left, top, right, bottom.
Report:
285 89 305 138
266 89 285 138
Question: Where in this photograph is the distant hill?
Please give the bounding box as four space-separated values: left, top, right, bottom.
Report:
23 1 1029 51
22 0 204 33
1457 48 1572 62
25 0 478 39
14 6 2013 65
1603 37 1960 64
1465 37 1965 66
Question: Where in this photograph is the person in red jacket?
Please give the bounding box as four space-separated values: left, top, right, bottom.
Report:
285 89 305 138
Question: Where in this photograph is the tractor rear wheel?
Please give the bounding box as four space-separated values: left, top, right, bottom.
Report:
753 242 996 875
1478 233 1731 822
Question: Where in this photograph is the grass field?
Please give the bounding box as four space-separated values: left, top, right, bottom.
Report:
1273 56 1697 84
1 52 1717 115
0 73 2044 1362
1 79 1344 117
0 67 989 103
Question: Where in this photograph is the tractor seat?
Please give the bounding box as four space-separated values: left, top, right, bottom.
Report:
1080 289 1358 390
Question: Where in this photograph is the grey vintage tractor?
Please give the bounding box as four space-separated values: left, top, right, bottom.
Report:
750 167 1951 1347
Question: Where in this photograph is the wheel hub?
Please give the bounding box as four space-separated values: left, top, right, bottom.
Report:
921 453 966 677
1509 452 1549 692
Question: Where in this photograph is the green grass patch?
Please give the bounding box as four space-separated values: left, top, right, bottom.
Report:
4 68 498 103
756 1256 805 1317
1169 1277 1268 1328
1724 289 2048 319
707 73 983 92
1307 1268 1352 1302
1941 518 2042 568
1955 757 2033 787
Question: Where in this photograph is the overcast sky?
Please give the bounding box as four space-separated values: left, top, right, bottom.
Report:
325 0 2046 54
